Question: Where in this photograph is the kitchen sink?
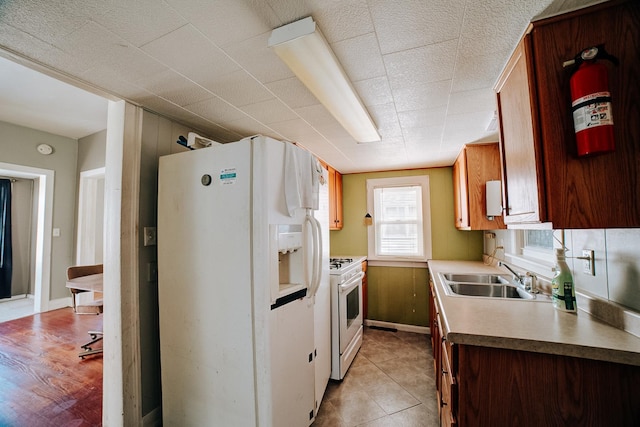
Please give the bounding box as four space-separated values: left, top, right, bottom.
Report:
447 282 534 300
441 273 510 284
438 272 541 301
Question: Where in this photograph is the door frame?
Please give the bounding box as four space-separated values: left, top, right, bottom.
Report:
76 167 105 265
0 162 54 313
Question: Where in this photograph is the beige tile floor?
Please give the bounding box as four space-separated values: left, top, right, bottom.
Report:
313 326 439 427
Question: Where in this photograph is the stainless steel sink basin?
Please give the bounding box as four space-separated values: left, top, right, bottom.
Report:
447 282 534 300
438 272 544 301
441 273 510 284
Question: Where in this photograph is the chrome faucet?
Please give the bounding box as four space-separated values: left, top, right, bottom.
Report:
498 262 538 293
498 261 524 285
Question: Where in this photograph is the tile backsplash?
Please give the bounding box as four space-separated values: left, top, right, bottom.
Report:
487 228 640 336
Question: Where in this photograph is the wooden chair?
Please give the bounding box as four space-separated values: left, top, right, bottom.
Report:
66 264 103 358
67 264 103 314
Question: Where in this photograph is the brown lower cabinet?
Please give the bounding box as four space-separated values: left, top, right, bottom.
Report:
430 283 640 426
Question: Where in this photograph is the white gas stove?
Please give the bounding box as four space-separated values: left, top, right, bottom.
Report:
329 256 366 380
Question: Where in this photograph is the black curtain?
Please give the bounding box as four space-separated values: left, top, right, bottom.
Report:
0 179 12 299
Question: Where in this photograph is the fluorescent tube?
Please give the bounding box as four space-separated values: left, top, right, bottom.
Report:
269 17 381 143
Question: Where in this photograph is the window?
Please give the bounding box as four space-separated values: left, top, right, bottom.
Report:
518 229 556 264
366 176 431 262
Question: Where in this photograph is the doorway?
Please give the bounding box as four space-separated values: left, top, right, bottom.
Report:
0 162 54 318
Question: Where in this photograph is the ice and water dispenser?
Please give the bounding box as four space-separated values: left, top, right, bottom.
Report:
270 224 305 303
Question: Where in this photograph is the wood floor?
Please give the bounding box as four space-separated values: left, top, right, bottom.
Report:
0 308 103 426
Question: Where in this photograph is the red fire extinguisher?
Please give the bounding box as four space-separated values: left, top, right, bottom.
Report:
567 45 619 156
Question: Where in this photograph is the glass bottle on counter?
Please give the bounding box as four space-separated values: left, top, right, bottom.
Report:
551 248 577 313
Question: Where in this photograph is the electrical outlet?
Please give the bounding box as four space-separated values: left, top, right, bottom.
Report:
143 227 157 246
582 249 595 276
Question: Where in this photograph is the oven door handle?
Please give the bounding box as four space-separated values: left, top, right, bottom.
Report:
339 271 365 294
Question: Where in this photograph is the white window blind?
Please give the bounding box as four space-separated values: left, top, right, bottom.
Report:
367 176 431 263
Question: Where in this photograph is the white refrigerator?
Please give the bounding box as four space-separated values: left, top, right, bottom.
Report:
157 135 330 426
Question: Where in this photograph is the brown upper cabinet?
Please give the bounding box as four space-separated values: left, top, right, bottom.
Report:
453 143 506 230
327 166 343 230
495 0 640 229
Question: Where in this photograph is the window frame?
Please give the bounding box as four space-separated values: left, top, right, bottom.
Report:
366 175 432 263
520 229 556 263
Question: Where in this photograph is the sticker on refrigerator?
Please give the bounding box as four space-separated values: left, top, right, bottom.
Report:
219 168 237 185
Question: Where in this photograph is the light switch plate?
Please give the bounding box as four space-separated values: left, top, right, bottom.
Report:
582 249 595 276
144 227 157 246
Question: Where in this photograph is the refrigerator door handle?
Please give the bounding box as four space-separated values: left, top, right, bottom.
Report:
305 212 322 298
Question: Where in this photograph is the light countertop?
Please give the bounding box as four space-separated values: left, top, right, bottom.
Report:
428 260 640 367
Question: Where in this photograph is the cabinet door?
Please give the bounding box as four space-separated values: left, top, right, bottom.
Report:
452 152 468 229
531 1 640 228
495 35 546 224
328 167 343 230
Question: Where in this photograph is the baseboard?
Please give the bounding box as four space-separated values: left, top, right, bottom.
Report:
142 406 162 427
1 294 29 302
47 297 72 311
364 319 430 335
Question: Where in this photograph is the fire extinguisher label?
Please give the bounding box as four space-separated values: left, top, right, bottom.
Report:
571 91 613 133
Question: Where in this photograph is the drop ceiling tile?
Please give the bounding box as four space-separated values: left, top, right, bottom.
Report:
0 24 90 77
295 104 354 141
0 0 92 45
222 32 294 84
89 48 168 86
135 69 213 107
368 0 466 54
353 77 393 107
240 98 297 124
265 77 319 109
54 21 133 73
183 96 247 123
308 0 374 43
135 93 192 120
199 124 245 144
142 24 239 84
441 110 497 147
331 33 385 82
167 0 279 47
225 116 280 138
268 117 321 143
404 147 458 168
398 107 447 130
403 124 444 146
368 103 402 139
393 80 451 112
448 88 496 116
202 70 274 107
384 39 458 90
91 0 187 47
79 66 152 100
263 0 311 28
458 0 553 58
452 49 510 92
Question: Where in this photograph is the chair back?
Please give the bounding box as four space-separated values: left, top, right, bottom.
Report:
67 264 103 280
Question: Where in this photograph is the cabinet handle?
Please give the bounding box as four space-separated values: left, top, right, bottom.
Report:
442 368 448 375
442 336 446 343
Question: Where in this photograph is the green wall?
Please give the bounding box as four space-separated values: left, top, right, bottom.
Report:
330 167 483 327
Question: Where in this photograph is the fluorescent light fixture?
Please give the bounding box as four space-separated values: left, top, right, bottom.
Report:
269 17 381 143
